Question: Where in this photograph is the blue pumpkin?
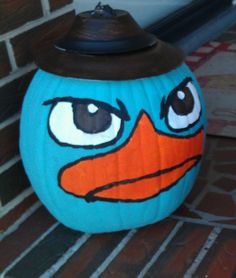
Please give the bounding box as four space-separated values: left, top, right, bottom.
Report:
20 62 206 233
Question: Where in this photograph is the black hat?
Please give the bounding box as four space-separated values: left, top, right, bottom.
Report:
36 3 184 80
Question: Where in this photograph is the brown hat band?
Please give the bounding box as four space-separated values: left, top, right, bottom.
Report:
56 33 157 54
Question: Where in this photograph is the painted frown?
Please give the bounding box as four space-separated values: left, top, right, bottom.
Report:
20 63 206 233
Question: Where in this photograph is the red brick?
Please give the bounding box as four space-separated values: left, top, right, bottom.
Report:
11 11 75 67
49 0 72 11
57 231 127 278
214 163 236 176
0 161 30 206
0 0 43 35
217 137 236 149
213 150 236 162
101 219 178 278
146 223 212 278
186 177 208 204
0 42 11 78
0 70 35 122
198 159 211 178
216 219 236 226
204 136 217 156
0 193 38 232
6 227 82 278
194 229 236 278
0 206 56 270
213 177 236 192
174 204 200 219
197 192 235 217
0 120 19 166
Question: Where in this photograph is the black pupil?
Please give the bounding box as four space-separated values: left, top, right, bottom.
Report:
73 103 112 134
171 86 194 115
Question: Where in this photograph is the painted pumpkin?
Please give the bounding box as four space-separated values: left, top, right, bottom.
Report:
20 5 206 233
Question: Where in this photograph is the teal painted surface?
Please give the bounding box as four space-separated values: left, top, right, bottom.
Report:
20 63 206 233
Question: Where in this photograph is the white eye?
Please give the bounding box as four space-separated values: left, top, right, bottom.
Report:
48 101 123 148
164 79 201 131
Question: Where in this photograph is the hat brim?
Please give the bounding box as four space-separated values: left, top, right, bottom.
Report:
36 40 184 81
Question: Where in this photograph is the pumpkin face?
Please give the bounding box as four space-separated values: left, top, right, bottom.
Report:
20 63 206 233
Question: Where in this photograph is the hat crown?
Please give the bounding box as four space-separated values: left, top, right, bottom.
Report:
56 3 157 54
36 3 184 80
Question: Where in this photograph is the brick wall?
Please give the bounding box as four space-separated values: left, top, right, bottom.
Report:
0 0 76 218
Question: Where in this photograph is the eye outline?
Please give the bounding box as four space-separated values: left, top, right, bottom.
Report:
43 97 130 149
160 77 202 132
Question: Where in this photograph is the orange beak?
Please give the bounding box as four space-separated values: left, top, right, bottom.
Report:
59 113 204 202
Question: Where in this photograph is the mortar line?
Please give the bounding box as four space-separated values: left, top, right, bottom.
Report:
183 226 222 277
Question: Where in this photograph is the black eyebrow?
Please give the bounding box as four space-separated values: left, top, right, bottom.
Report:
171 77 193 94
116 98 130 121
43 97 130 121
160 77 193 119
